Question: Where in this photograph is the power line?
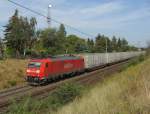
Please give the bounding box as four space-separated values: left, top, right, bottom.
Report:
7 0 95 38
8 0 47 18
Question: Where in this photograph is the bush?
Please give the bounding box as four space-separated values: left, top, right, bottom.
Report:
0 56 3 60
146 47 150 56
139 54 145 61
4 48 15 58
45 83 84 111
8 97 35 114
8 82 84 113
127 55 145 67
52 83 83 104
120 55 146 72
7 80 17 86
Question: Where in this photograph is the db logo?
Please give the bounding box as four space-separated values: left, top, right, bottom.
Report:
64 63 73 68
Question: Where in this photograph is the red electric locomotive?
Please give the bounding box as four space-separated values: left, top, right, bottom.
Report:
26 56 85 84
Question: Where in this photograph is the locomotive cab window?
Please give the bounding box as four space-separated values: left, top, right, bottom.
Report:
45 63 48 68
28 62 41 68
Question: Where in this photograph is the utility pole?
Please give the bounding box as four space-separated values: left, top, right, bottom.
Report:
47 4 52 28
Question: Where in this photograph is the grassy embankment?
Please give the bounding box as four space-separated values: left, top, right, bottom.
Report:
8 56 150 114
0 59 28 89
53 57 150 114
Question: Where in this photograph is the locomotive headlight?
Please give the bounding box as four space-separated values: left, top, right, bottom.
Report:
36 70 40 74
26 69 30 73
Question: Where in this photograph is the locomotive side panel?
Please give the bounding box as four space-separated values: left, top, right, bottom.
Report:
47 58 85 78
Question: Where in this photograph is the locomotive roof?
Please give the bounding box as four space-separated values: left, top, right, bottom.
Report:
50 55 81 61
31 55 82 62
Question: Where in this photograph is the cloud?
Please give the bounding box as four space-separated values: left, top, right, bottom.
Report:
0 0 150 46
52 3 150 30
47 1 124 29
0 0 150 30
51 1 124 20
79 1 123 18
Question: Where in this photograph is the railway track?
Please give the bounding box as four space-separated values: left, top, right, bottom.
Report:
0 60 130 113
0 85 33 98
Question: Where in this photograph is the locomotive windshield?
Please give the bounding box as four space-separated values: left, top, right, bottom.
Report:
28 62 41 68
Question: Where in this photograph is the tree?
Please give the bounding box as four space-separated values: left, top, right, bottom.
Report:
27 17 37 49
0 38 4 59
147 41 150 47
87 38 94 52
95 34 107 53
111 36 117 52
117 38 122 51
57 24 66 38
66 35 87 53
121 38 128 51
3 9 137 58
4 10 20 57
146 41 150 55
20 17 37 56
56 24 67 53
39 28 59 55
4 9 37 57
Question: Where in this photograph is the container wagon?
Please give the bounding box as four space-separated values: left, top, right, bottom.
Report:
79 51 145 69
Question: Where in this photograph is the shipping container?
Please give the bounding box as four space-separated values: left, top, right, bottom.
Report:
80 51 145 69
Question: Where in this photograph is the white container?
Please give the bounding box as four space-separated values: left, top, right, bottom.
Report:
79 51 145 69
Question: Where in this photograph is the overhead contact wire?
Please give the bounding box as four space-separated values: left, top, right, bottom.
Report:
7 0 95 38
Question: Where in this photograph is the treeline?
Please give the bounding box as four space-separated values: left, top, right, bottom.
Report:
146 41 150 55
0 10 138 58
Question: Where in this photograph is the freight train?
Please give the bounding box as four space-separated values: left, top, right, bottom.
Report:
26 51 145 84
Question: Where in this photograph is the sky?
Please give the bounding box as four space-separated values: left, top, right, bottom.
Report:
0 0 150 47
